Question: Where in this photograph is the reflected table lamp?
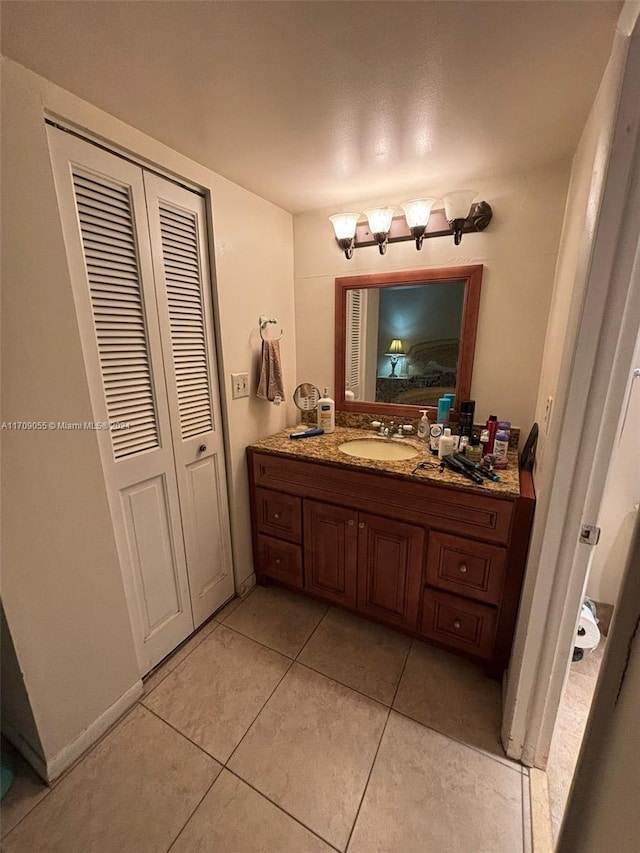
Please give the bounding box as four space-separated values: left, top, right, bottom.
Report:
386 339 405 377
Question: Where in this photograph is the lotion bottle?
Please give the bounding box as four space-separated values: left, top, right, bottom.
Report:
438 428 455 459
417 409 430 441
317 388 335 433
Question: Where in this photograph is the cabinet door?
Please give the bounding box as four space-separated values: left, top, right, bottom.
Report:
357 513 424 631
303 500 357 607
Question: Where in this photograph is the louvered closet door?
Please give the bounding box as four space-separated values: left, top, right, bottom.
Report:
144 175 234 627
345 288 363 399
48 128 195 674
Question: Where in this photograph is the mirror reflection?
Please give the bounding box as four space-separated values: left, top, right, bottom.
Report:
345 282 465 407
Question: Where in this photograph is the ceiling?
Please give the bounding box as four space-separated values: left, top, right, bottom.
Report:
1 1 621 213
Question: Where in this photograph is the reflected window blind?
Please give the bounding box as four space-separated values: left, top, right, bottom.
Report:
158 204 214 440
73 172 159 459
345 288 363 394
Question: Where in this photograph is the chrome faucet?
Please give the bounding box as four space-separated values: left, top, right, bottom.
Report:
371 420 413 439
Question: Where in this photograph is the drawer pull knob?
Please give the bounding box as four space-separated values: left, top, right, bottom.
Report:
358 522 365 529
459 564 468 574
453 619 462 629
273 513 280 520
348 519 355 526
275 558 281 565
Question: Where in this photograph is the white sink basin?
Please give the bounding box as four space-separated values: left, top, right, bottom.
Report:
338 438 419 462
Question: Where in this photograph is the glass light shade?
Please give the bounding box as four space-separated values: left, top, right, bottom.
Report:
329 213 360 241
400 198 436 228
443 190 478 221
364 206 396 234
386 339 404 355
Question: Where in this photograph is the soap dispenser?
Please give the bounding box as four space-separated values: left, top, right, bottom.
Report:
317 388 335 433
417 409 430 441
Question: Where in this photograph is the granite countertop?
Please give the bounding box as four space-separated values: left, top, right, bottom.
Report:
249 426 522 500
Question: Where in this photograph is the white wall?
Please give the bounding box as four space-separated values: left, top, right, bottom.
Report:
293 163 570 437
587 331 640 605
0 57 295 778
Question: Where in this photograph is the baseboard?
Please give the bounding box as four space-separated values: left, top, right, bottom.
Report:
237 573 256 597
44 680 143 782
529 767 555 853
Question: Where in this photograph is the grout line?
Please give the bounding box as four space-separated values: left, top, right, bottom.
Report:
215 620 296 661
294 659 392 709
165 772 220 853
344 706 392 852
224 657 295 767
141 705 226 765
389 705 523 775
390 637 413 707
224 767 341 852
294 604 331 661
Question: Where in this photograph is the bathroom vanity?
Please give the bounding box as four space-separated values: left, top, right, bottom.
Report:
247 427 535 678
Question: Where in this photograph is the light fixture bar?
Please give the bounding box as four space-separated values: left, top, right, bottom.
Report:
353 201 492 249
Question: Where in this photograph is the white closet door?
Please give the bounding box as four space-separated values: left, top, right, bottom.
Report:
345 288 364 399
144 175 235 627
48 128 194 674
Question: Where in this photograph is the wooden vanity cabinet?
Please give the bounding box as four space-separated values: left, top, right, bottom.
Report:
247 448 535 677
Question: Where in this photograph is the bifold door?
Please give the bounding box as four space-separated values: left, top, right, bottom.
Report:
48 127 234 674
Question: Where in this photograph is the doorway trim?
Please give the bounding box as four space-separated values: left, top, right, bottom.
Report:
502 13 640 768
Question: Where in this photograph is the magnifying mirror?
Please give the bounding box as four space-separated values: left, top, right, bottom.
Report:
293 383 320 426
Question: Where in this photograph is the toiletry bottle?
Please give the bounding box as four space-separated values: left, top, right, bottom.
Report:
458 400 475 438
494 430 509 460
437 396 451 427
317 388 335 434
483 415 498 455
444 393 456 409
429 423 443 454
498 421 511 439
466 435 482 463
417 409 430 441
438 428 455 459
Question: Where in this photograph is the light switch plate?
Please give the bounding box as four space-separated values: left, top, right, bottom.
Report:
231 372 249 399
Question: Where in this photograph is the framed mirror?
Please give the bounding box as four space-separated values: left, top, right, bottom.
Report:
335 265 482 419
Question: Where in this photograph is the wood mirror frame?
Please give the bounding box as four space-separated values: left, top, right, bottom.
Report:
334 264 483 420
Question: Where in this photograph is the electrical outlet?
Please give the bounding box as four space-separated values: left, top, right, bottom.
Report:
231 372 249 399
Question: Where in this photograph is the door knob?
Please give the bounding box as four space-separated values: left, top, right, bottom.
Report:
199 444 207 452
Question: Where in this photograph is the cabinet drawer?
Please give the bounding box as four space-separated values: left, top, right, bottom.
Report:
255 487 302 543
425 532 506 605
257 534 303 588
421 589 497 659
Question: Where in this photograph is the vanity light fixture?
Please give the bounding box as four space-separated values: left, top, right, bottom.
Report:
328 213 360 259
363 206 396 255
399 197 436 250
329 194 492 258
442 189 478 245
385 338 405 377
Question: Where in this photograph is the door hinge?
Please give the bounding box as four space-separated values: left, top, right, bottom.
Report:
579 524 601 545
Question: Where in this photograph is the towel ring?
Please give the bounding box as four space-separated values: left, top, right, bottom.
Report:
259 315 283 341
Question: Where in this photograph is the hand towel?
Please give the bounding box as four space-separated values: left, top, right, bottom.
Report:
257 339 285 402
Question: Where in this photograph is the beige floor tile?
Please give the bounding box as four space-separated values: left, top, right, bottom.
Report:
529 767 554 853
348 711 523 853
570 639 605 681
171 769 333 853
522 771 532 853
0 740 50 838
2 706 219 853
223 585 328 657
143 625 291 762
143 617 219 695
298 608 411 705
213 591 250 623
229 663 388 851
393 640 509 762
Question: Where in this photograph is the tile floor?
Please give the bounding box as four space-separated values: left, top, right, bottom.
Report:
1 585 531 852
546 639 606 841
